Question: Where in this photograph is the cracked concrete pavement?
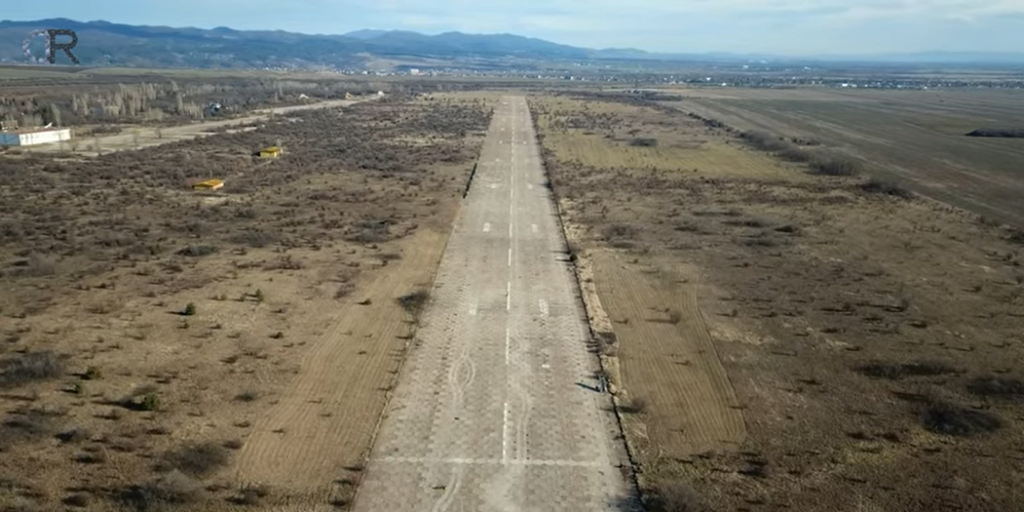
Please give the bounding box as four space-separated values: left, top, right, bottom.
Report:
351 96 638 511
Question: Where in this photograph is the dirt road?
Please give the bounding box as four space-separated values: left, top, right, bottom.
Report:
351 96 638 511
27 98 365 156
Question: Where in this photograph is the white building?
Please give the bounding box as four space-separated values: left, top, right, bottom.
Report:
0 127 72 147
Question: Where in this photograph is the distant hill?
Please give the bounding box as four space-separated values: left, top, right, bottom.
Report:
2 19 1023 70
0 18 652 69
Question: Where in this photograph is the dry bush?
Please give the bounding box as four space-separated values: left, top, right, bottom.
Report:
629 137 658 147
229 484 270 506
398 290 430 317
856 360 959 380
119 471 205 512
0 351 64 388
861 179 914 199
646 481 706 512
602 224 637 241
776 145 813 162
739 130 791 152
809 155 862 176
0 407 64 450
619 397 648 414
160 441 231 478
921 399 1003 436
966 375 1024 400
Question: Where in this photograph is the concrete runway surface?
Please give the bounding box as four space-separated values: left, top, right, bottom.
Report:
351 96 638 511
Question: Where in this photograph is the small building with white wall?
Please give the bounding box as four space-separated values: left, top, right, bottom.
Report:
0 127 72 147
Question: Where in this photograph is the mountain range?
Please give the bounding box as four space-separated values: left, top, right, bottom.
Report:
2 18 1024 70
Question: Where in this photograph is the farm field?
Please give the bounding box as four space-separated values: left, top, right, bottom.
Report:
528 92 1024 511
0 92 493 510
659 88 1024 227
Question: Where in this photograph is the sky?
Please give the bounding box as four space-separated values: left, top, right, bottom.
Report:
4 0 1024 55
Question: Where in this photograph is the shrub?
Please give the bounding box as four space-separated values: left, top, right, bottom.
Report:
922 400 1003 436
398 290 430 317
0 351 64 388
161 442 230 478
119 471 204 511
966 375 1024 399
176 245 217 257
861 179 914 199
82 366 102 380
809 155 861 176
183 303 196 316
230 484 270 505
739 130 791 152
235 391 258 402
647 482 705 512
777 145 813 162
629 137 658 147
856 360 959 380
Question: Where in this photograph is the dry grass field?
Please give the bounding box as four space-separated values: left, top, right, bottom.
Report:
0 93 494 510
660 88 1024 228
528 92 1024 511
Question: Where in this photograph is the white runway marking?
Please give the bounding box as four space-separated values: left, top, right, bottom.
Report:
483 222 491 232
509 223 513 237
376 456 608 468
489 183 497 189
508 247 512 266
505 327 510 364
531 224 538 233
469 302 477 316
539 299 549 317
502 402 510 463
527 183 533 190
506 282 511 310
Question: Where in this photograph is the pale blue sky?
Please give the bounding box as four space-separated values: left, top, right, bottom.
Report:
5 0 1024 55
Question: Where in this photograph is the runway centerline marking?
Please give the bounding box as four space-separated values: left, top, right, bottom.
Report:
483 222 491 232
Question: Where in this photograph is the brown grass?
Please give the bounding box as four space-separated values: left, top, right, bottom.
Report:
531 90 1024 512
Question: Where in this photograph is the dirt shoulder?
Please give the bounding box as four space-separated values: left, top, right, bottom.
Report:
530 91 1024 512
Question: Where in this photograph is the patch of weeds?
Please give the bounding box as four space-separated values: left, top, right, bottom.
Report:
223 439 244 450
922 399 1003 437
119 471 205 512
56 427 91 444
629 137 658 147
335 283 356 299
0 407 64 449
160 442 230 478
229 484 270 506
235 391 259 402
602 224 637 241
856 360 959 380
82 366 102 380
122 387 161 411
723 217 772 228
861 179 914 199
966 375 1024 400
398 290 430 317
619 397 648 414
646 481 706 512
63 493 91 508
177 245 217 257
0 351 64 388
809 154 861 176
